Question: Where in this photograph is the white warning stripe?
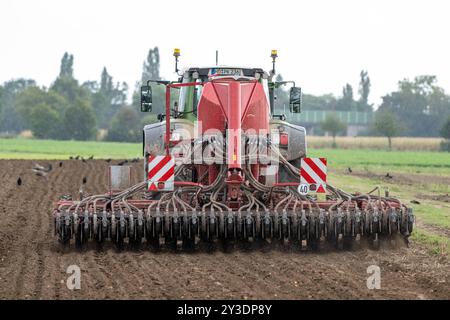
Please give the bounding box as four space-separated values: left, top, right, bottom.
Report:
313 158 327 175
147 156 166 174
302 162 325 185
149 158 174 182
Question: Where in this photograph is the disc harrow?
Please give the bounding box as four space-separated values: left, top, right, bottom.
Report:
53 142 414 250
54 182 414 250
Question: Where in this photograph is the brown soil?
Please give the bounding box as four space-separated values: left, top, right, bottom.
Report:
0 160 449 300
416 193 450 203
415 218 450 238
349 170 450 188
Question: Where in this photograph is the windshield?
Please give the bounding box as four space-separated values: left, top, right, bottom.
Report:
178 76 202 116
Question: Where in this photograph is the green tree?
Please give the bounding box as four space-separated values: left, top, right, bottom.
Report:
59 52 74 78
302 93 337 111
142 47 161 82
379 76 450 137
141 114 158 127
51 52 90 103
336 83 357 111
88 67 128 129
15 86 68 129
0 85 3 114
321 114 347 147
29 104 62 139
273 73 290 114
63 101 97 140
0 79 36 133
134 46 165 115
106 107 141 142
343 83 353 101
358 70 372 111
441 116 450 140
440 117 450 151
49 52 96 140
52 74 89 102
373 111 399 150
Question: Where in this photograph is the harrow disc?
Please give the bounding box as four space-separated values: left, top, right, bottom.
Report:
54 205 414 251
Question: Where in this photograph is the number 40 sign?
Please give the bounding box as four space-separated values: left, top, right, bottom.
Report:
298 183 310 195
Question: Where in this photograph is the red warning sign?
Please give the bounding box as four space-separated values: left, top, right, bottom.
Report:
147 155 174 191
300 157 327 193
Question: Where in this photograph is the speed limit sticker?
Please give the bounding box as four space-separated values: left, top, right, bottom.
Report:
298 183 310 195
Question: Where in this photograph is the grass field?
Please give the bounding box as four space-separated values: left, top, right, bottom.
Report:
308 148 450 174
2 138 450 167
0 138 141 159
1 137 449 256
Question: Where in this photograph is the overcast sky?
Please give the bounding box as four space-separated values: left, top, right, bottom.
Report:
1 0 449 105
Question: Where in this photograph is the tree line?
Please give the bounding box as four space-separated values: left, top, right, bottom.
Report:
0 48 163 142
1 47 450 144
280 69 450 149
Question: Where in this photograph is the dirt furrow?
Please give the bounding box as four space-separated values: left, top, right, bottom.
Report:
0 160 448 300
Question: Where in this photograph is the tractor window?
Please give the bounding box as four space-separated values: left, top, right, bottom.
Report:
178 83 189 113
193 84 202 116
178 77 201 117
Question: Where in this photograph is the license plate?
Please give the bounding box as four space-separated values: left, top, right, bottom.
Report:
209 68 243 77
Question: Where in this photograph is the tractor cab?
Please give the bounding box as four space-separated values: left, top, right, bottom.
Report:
140 51 307 162
140 51 303 122
176 67 269 119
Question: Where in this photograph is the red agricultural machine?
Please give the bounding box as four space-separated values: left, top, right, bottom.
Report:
53 50 414 250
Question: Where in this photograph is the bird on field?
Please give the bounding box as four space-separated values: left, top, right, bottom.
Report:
105 158 112 163
385 173 393 179
82 177 87 184
32 169 48 177
410 200 420 205
32 163 52 173
81 157 87 163
117 160 128 166
79 184 84 201
88 155 94 160
69 156 73 160
17 177 22 186
74 155 80 160
33 163 46 171
347 167 352 173
59 162 63 168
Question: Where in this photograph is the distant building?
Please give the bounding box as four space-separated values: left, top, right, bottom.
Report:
287 110 373 136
